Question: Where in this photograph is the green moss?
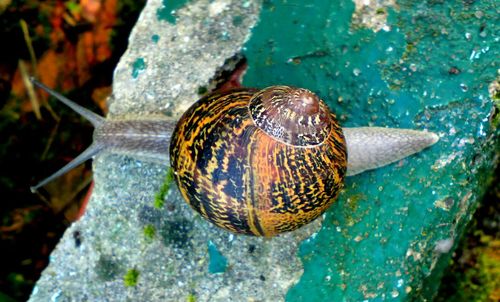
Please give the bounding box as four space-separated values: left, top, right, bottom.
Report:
154 168 174 209
123 269 140 287
0 292 17 302
186 293 197 302
153 195 165 209
65 1 81 15
437 236 500 301
463 239 500 301
143 224 156 242
492 79 500 128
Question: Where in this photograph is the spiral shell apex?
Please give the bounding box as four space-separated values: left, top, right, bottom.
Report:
170 86 347 236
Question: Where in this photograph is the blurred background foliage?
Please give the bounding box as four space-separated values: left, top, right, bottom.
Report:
435 166 499 302
0 1 497 301
0 1 145 300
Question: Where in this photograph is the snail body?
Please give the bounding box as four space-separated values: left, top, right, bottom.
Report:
31 79 438 236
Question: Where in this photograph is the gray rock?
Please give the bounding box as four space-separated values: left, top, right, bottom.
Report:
29 1 323 301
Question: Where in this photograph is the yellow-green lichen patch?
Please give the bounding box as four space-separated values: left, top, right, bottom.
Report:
186 293 197 302
143 224 156 242
123 269 140 287
437 235 500 301
154 168 174 209
489 76 500 128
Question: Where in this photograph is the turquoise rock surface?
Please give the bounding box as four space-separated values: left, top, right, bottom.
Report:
243 0 498 301
208 241 229 274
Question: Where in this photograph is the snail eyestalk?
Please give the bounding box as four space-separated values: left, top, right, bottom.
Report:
30 79 175 192
30 78 105 127
30 144 103 193
30 79 107 192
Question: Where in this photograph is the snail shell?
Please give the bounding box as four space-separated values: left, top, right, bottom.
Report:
170 86 347 236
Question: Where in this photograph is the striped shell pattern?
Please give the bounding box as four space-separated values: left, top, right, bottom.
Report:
170 86 347 236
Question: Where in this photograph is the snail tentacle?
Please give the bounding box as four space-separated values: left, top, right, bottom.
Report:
343 127 439 176
30 80 175 191
31 78 105 127
30 143 103 192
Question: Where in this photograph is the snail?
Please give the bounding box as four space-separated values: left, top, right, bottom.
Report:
30 79 439 237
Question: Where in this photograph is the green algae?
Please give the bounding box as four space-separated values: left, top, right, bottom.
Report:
154 167 174 209
143 224 156 242
123 268 140 287
243 0 499 300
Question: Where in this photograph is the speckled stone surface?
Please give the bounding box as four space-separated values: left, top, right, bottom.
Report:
109 0 257 117
29 0 499 301
29 0 316 301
